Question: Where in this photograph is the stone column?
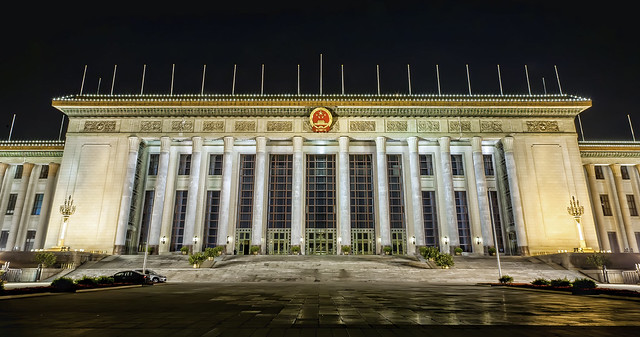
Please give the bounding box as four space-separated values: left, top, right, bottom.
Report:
0 163 8 194
183 137 203 253
291 137 304 253
407 137 425 248
0 163 10 232
610 164 634 252
502 137 528 255
114 136 141 254
439 137 457 253
585 165 610 251
376 137 391 249
6 163 34 251
217 137 234 252
471 137 494 253
251 137 267 250
149 137 171 253
34 163 60 249
338 137 352 250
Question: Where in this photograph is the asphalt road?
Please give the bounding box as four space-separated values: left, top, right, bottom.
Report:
1 282 639 336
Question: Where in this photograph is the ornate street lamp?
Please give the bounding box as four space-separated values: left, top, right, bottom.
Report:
567 196 587 250
57 195 76 248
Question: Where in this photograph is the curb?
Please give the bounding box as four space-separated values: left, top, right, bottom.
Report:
1 284 147 300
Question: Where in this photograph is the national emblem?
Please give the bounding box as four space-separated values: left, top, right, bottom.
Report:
309 107 333 133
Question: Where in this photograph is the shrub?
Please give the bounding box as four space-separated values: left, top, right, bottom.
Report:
0 280 4 292
291 245 301 254
423 246 440 260
250 245 261 254
204 247 216 259
383 246 392 254
51 277 75 292
96 276 114 285
34 252 57 268
573 278 597 289
188 252 206 266
454 247 463 255
487 247 497 255
586 253 606 268
76 276 97 286
550 278 572 287
499 275 514 284
435 253 454 268
180 246 190 254
341 245 352 253
531 278 551 286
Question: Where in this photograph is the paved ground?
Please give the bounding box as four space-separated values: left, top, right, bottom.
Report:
1 282 639 336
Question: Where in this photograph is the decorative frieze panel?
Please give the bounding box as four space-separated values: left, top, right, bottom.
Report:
171 120 194 132
417 120 440 132
349 121 376 132
480 121 503 132
235 121 256 132
526 121 559 132
140 121 162 132
203 121 225 132
448 120 471 132
267 121 293 132
83 121 116 132
386 121 408 132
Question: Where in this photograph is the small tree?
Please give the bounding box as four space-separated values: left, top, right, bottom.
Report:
423 246 439 260
34 252 57 268
499 275 514 284
383 246 392 255
250 245 261 255
341 245 352 254
454 247 463 255
586 253 608 283
435 253 454 268
188 252 206 268
291 245 301 255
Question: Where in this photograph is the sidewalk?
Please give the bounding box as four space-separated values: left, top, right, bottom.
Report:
3 282 51 290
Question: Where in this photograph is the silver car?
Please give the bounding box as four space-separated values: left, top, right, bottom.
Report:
134 269 167 283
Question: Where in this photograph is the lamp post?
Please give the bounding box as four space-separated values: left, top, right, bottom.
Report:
568 196 587 250
488 192 503 278
58 195 76 249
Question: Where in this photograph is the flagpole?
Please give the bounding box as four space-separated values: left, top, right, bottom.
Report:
376 65 380 95
297 64 300 95
232 64 237 95
319 54 323 95
542 77 547 95
629 114 636 142
341 64 345 95
466 64 472 95
140 64 146 95
8 114 16 141
261 64 265 95
497 64 504 96
110 65 117 95
407 64 412 95
79 65 87 95
436 64 441 95
170 64 175 96
96 77 101 94
488 191 503 279
578 114 585 141
58 115 65 141
554 65 563 95
201 64 206 95
525 65 532 95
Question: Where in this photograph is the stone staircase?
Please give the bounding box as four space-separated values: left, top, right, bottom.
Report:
62 253 586 284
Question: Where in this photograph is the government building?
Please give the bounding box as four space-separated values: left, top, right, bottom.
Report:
1 93 639 257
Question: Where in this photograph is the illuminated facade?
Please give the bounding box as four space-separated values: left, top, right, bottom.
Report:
1 94 639 256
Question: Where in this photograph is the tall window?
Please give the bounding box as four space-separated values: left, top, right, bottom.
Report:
31 194 44 215
488 190 505 253
23 230 36 251
350 154 375 229
148 154 159 175
0 231 8 250
594 166 604 179
621 166 630 180
627 195 638 216
205 191 221 248
236 155 255 229
419 154 434 176
455 191 472 252
138 191 154 250
608 232 620 253
387 155 406 229
306 155 336 229
170 190 188 251
268 155 292 229
451 155 464 176
208 154 223 175
178 154 191 175
6 194 17 215
39 165 49 179
422 191 438 247
600 194 613 216
14 165 23 179
483 155 494 176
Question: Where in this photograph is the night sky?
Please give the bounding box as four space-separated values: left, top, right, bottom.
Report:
1 1 636 141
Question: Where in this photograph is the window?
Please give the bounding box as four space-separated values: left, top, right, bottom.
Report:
350 154 375 229
419 154 434 176
600 194 612 216
483 155 494 176
148 154 159 175
451 155 464 176
455 191 472 252
236 155 255 229
621 166 630 180
627 195 638 216
208 154 223 175
170 190 188 251
23 230 36 251
0 231 8 250
422 191 438 247
137 191 154 251
594 166 604 179
178 154 191 176
205 191 221 248
6 194 17 215
268 155 292 229
14 165 23 179
387 155 405 229
488 190 505 253
31 194 44 215
306 154 336 229
608 232 620 253
39 165 49 179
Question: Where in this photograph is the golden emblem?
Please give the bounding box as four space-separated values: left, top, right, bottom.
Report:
309 107 333 133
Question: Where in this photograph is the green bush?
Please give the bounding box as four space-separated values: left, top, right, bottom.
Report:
573 278 597 289
34 252 57 267
341 245 352 253
550 278 572 287
423 246 440 260
383 246 392 254
204 247 216 258
586 253 606 268
487 247 497 255
250 245 261 254
435 253 454 268
291 245 301 254
180 246 190 254
531 278 551 286
0 280 4 292
96 276 114 285
499 275 514 284
188 252 206 266
51 277 75 292
454 247 463 255
76 276 97 286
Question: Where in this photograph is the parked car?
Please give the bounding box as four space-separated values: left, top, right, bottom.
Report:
134 269 167 283
113 270 151 285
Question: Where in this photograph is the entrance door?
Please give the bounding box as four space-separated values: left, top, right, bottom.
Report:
268 229 290 255
391 229 406 255
235 230 251 255
306 229 336 255
351 229 375 255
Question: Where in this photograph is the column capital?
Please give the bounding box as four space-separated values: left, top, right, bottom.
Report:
338 137 350 153
128 136 140 152
502 136 514 153
375 136 386 150
407 136 418 153
223 136 234 152
22 162 35 174
293 136 303 152
472 136 483 153
439 136 450 152
256 136 267 153
160 136 171 152
609 163 621 176
48 162 60 176
192 136 203 152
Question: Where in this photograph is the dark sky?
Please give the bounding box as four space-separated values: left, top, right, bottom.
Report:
1 1 637 140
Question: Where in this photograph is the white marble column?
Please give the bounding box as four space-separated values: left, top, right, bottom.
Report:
251 137 267 250
471 137 494 253
338 137 352 250
149 137 171 253
34 163 59 249
6 163 34 251
217 137 235 252
407 137 425 248
376 137 391 249
0 163 10 233
0 163 8 195
291 137 304 253
610 164 634 251
502 136 528 255
183 137 203 253
585 165 610 251
439 137 456 253
114 136 141 254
